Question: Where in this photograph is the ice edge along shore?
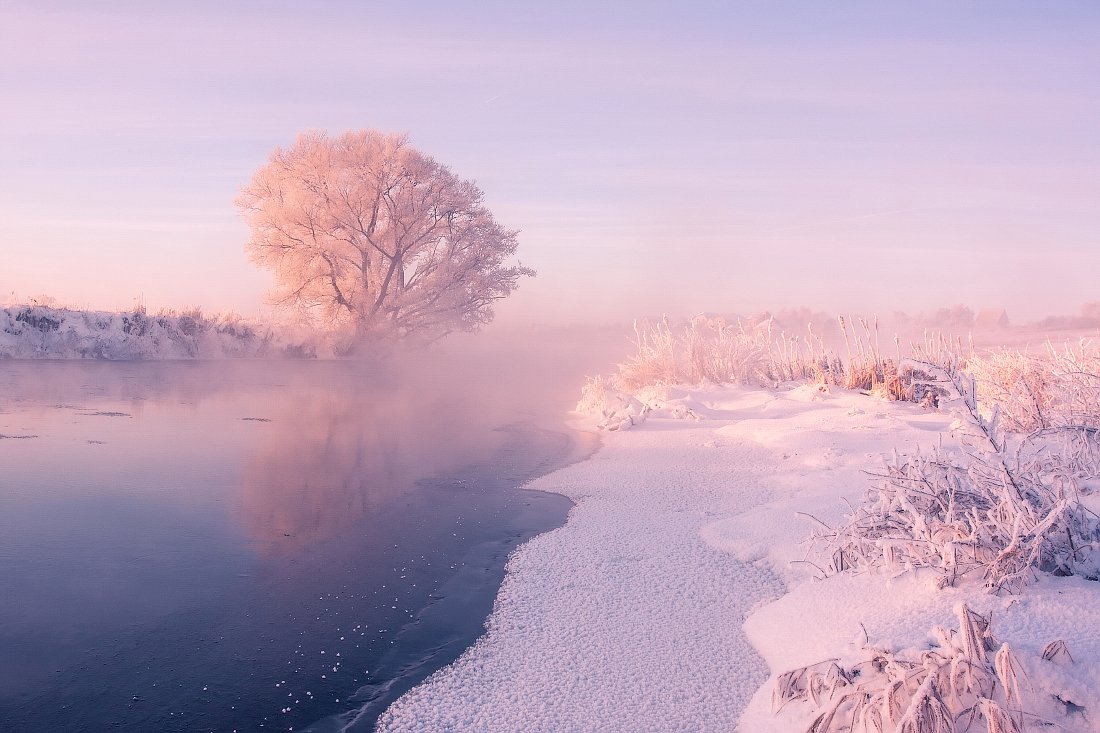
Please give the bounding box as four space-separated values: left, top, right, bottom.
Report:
375 383 1100 733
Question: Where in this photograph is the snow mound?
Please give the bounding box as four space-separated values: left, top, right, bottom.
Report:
576 379 714 430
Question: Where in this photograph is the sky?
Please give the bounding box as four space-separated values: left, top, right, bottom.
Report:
1 1 1098 326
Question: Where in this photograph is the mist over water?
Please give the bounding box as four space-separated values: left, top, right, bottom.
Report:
0 328 624 732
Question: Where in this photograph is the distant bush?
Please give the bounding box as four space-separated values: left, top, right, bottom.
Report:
0 305 322 360
14 308 61 332
1034 302 1100 331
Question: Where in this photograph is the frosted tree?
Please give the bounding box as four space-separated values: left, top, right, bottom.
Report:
237 130 533 342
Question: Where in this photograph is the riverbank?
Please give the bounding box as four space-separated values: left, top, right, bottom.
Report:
375 383 1100 732
308 421 598 733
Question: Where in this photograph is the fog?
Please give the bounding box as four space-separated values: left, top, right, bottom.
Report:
235 330 627 553
0 326 627 551
0 330 632 729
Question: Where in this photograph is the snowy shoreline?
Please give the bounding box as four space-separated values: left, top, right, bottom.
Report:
0 305 318 359
374 383 1099 732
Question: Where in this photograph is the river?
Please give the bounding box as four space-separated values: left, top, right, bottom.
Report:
0 331 619 732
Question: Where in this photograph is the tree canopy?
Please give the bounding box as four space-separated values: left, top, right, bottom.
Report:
237 130 533 341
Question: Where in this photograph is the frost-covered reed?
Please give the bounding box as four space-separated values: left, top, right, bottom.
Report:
614 315 779 390
602 314 965 404
612 314 837 391
966 341 1100 433
773 604 1074 733
817 360 1100 593
777 341 1100 730
579 313 1100 731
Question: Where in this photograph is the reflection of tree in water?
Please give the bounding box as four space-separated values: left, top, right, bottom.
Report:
0 334 619 553
0 360 304 417
238 383 503 556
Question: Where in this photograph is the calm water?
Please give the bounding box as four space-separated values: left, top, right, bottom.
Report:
0 338 612 732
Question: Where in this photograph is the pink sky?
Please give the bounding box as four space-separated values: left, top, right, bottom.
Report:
1 1 1097 325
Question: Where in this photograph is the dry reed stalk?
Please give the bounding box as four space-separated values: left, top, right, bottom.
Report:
599 313 979 406
1040 640 1073 664
773 607 1050 733
895 675 954 733
576 374 611 414
993 642 1027 727
978 699 1023 733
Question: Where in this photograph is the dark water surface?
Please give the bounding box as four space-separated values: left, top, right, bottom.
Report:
0 334 617 732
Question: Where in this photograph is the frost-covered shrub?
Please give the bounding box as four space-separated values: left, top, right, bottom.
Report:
616 317 681 389
819 362 1100 592
15 307 61 332
0 305 323 360
281 341 317 359
177 314 201 337
835 315 888 392
614 315 796 390
774 604 1079 733
967 342 1100 433
576 374 612 414
682 314 773 385
575 375 650 431
824 443 1100 592
121 311 149 337
601 313 965 402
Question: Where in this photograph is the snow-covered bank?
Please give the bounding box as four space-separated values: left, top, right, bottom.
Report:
0 305 315 359
374 388 787 732
374 383 1099 732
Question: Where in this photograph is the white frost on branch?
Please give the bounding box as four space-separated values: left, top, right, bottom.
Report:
236 130 533 343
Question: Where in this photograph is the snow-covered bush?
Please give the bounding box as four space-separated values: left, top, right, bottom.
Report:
0 305 319 359
682 314 774 385
966 341 1100 433
602 313 968 397
613 315 811 390
575 375 651 431
614 317 678 389
819 362 1100 592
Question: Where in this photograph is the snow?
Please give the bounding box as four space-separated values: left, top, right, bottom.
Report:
373 412 784 732
373 382 1100 732
0 305 314 359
